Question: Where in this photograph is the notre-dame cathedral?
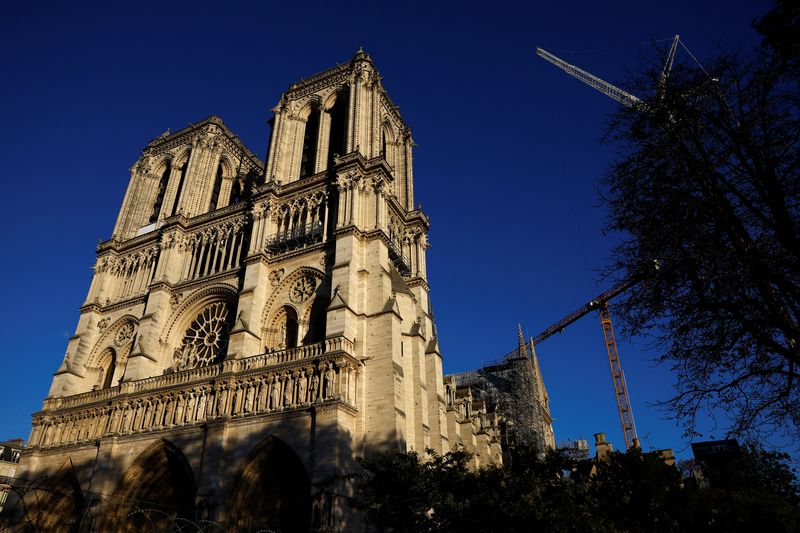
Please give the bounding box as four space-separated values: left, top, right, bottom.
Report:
2 50 553 532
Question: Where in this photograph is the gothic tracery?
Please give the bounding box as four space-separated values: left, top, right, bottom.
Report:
173 302 231 370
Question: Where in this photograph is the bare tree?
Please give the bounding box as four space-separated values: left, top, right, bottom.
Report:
603 1 800 445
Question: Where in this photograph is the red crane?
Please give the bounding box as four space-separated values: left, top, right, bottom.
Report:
533 37 680 450
531 280 639 449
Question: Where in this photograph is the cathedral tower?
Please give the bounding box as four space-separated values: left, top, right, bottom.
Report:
12 50 449 531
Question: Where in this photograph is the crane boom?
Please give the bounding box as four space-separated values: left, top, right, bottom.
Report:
657 35 681 99
535 48 643 108
530 278 634 346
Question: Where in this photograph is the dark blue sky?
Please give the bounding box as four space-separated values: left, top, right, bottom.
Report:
1 1 772 458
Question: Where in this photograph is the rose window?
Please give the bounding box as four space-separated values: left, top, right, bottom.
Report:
174 302 231 370
114 321 135 347
289 276 317 303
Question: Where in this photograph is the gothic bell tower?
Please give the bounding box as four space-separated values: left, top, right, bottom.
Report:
16 50 448 531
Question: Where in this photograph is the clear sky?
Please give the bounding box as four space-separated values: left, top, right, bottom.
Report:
1 0 773 459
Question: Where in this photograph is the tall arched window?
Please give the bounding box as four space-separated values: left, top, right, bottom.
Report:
97 348 117 389
171 157 189 216
283 306 298 349
149 162 171 223
327 89 348 169
299 108 320 178
209 163 223 211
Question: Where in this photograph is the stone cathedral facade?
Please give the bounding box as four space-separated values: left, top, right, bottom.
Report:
4 51 553 532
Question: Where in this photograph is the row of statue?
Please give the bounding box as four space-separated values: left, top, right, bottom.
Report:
33 361 358 448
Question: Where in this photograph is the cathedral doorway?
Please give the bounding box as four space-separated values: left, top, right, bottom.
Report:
225 435 311 531
18 462 83 532
99 439 196 531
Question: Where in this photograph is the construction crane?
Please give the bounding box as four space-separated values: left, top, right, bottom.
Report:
531 279 639 449
536 35 680 109
532 38 680 449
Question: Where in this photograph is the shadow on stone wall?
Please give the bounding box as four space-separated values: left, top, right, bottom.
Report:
2 404 381 532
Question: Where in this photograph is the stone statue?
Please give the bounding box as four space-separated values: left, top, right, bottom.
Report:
258 378 269 410
310 370 320 403
245 382 254 413
185 393 196 423
324 364 335 399
297 371 307 404
283 374 294 407
270 376 282 409
217 387 228 416
197 390 206 420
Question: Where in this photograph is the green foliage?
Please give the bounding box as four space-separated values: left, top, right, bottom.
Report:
681 445 800 531
355 444 800 532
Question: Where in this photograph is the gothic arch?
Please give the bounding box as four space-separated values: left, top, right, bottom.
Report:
83 316 138 390
261 267 327 350
295 95 323 120
86 315 139 368
21 460 83 532
99 439 196 531
217 153 235 178
321 87 340 111
96 347 117 389
381 119 397 169
160 284 238 371
172 146 192 168
261 266 326 327
153 154 173 177
224 435 311 531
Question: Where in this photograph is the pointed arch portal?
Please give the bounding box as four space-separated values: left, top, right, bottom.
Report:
100 439 196 531
225 436 311 531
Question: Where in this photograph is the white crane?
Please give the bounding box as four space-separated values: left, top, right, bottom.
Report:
536 35 680 109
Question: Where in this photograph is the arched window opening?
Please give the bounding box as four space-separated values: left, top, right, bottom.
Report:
283 306 299 349
299 108 321 179
381 131 387 160
171 158 189 216
149 162 171 223
327 89 349 169
98 348 117 389
209 163 223 211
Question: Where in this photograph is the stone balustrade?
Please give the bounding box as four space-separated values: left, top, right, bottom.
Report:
32 337 359 450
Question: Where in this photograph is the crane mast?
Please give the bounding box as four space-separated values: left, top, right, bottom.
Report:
531 279 639 449
534 36 681 448
599 302 637 449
